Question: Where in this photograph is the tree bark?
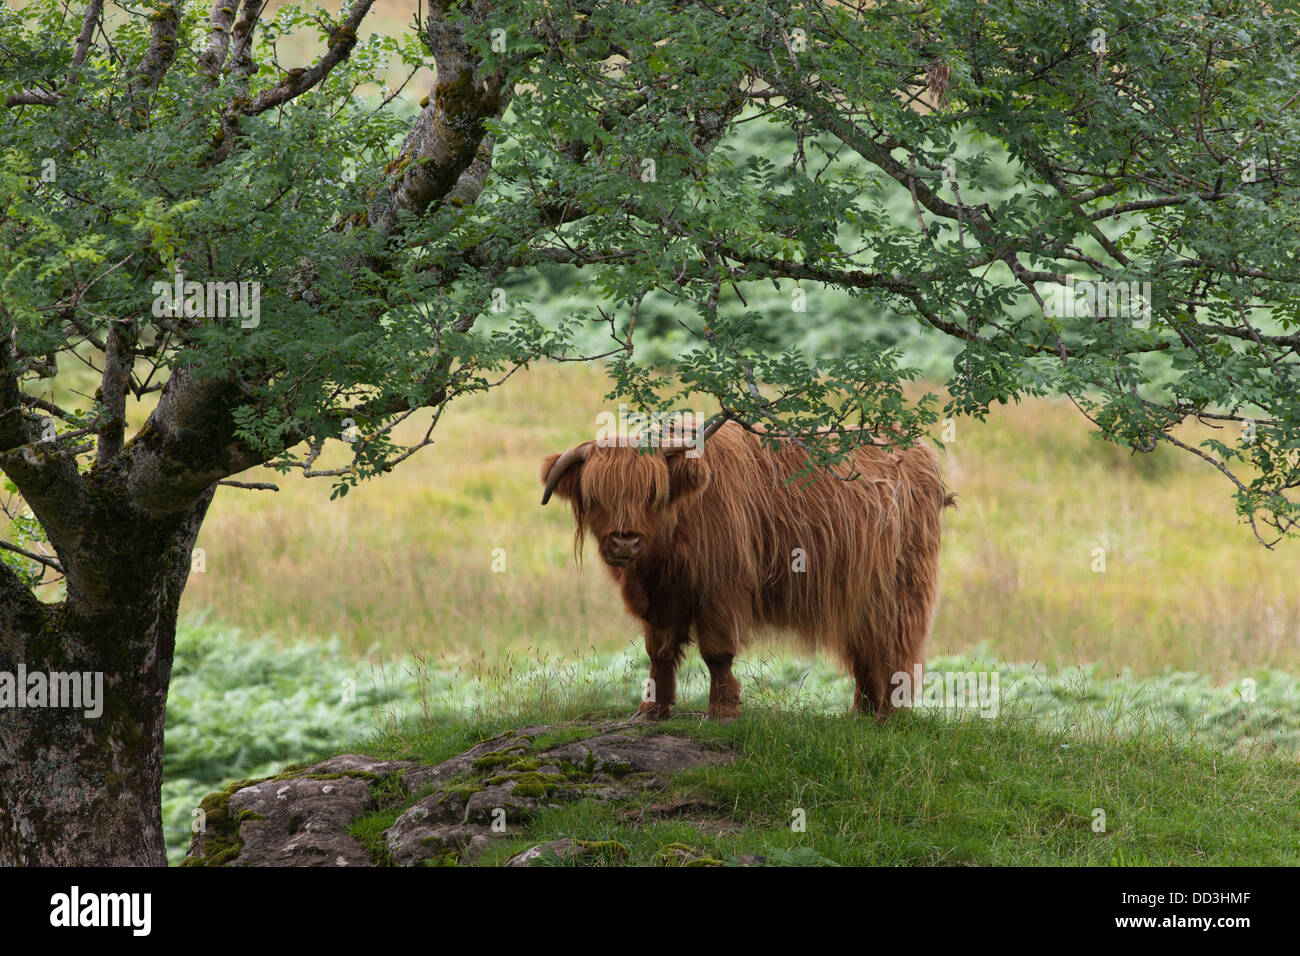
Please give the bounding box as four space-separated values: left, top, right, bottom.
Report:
0 483 213 866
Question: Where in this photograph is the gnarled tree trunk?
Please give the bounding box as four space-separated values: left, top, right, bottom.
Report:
0 484 212 866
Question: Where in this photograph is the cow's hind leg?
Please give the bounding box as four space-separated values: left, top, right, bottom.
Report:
849 631 894 720
636 625 688 720
846 617 918 720
849 588 932 719
697 625 742 721
866 530 940 719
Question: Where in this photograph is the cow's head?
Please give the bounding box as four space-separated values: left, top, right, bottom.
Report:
540 440 711 568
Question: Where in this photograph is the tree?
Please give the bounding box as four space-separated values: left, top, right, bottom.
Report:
2 0 1297 864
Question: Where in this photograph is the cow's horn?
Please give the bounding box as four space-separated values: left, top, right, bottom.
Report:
541 443 591 505
661 415 727 453
700 414 729 440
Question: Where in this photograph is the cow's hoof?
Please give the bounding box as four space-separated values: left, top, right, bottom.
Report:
633 704 672 721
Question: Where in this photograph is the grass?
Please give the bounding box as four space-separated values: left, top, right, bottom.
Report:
358 704 1300 867
167 360 1300 679
162 621 1300 868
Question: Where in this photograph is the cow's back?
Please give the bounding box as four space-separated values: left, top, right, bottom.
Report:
679 425 947 645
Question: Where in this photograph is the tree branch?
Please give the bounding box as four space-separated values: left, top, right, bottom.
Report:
238 0 376 115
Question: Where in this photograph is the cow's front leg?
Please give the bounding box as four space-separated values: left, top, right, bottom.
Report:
636 626 686 720
703 654 741 721
698 625 742 721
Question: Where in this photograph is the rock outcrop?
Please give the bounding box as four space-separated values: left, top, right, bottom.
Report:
183 720 731 867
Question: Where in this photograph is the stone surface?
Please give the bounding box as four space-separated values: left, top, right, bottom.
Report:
398 727 545 793
505 838 590 867
187 754 415 867
184 725 732 867
541 731 727 774
387 822 493 867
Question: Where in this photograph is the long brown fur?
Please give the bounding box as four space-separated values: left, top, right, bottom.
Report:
540 422 955 720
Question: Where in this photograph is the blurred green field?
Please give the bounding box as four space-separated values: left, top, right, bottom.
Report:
175 360 1300 681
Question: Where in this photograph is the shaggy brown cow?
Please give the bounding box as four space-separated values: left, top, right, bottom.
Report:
540 421 954 719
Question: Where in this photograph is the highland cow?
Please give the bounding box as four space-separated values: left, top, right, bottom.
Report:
541 421 954 719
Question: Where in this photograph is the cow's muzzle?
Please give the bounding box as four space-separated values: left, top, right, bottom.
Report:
602 532 643 566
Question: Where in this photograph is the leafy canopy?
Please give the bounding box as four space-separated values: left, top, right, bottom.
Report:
1 0 1298 576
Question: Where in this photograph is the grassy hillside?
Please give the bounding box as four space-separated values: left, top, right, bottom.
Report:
163 620 1300 865
361 705 1300 867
